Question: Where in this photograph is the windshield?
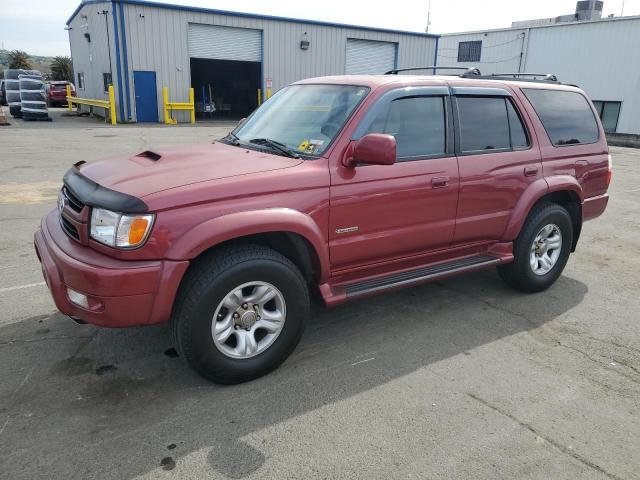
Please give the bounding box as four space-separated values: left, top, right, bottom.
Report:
232 84 369 156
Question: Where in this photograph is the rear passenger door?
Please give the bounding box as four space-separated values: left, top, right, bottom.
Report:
451 87 542 244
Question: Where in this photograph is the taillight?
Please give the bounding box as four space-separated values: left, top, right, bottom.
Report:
606 154 612 187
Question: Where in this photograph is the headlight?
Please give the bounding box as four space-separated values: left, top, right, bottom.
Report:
90 208 154 248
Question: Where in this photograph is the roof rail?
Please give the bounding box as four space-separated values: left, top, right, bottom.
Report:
481 73 560 83
384 66 482 76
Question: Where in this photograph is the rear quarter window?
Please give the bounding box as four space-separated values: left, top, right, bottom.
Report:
523 89 599 146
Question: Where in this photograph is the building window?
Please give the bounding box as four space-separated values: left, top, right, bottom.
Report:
457 40 482 62
103 73 112 93
77 73 85 90
592 101 622 133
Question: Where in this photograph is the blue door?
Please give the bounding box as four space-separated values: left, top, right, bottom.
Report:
133 71 158 122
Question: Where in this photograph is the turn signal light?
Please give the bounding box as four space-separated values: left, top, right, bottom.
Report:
128 217 151 245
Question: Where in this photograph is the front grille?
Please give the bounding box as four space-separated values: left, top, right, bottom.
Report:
60 215 80 241
62 187 84 213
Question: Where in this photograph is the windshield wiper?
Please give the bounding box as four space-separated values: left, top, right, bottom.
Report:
249 138 300 159
222 132 240 146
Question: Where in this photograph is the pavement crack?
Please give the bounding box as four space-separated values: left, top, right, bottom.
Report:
556 341 640 386
466 392 625 480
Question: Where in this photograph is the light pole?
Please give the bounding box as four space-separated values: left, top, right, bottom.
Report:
97 10 113 82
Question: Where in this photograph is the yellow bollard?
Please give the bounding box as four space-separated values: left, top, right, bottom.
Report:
257 88 262 106
163 87 170 124
189 87 195 124
108 85 116 125
66 84 72 112
266 88 272 99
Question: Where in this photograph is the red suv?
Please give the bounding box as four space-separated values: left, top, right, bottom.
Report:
46 81 75 107
35 72 611 383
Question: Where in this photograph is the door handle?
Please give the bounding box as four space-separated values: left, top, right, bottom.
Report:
524 166 538 177
432 176 449 188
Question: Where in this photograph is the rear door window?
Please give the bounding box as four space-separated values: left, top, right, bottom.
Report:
366 96 446 159
457 97 510 152
506 99 529 148
523 89 599 146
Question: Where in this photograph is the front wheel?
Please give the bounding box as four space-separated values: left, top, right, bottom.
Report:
498 203 573 293
171 244 309 384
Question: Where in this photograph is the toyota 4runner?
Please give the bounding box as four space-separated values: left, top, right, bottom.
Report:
35 71 611 383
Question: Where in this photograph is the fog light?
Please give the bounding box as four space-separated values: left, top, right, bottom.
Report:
67 288 89 309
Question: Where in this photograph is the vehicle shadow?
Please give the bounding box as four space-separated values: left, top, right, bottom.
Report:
0 269 588 479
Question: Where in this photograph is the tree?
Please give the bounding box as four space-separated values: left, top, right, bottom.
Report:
50 56 73 82
8 50 31 69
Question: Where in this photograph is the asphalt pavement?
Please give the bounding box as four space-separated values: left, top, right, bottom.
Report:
0 112 639 479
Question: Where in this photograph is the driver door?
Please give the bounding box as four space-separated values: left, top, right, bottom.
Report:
329 89 460 270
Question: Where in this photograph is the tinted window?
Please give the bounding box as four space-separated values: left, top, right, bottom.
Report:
103 73 112 93
592 100 621 133
458 97 510 152
523 89 599 145
506 99 529 148
367 96 446 158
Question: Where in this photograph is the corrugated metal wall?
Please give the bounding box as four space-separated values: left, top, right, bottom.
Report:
523 19 640 135
436 29 528 74
68 1 120 118
436 17 640 134
112 3 436 122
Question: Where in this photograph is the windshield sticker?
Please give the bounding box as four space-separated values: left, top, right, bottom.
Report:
298 139 311 151
310 139 324 146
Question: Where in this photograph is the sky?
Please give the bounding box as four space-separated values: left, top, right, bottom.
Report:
1 0 639 56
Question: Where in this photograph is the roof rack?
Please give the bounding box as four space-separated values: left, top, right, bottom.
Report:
475 73 560 83
384 66 482 76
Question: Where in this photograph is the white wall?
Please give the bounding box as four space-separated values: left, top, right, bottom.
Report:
68 2 120 119
436 17 640 134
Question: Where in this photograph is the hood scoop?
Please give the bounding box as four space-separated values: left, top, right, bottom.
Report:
136 150 162 161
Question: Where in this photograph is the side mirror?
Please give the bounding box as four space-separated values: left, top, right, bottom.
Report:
344 133 396 167
237 117 246 127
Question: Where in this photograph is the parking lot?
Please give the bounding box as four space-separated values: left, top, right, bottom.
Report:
1 111 639 479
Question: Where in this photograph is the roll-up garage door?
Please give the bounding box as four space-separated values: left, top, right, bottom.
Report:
188 24 261 62
345 39 397 75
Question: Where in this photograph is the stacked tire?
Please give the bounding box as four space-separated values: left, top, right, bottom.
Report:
5 69 23 118
19 71 49 121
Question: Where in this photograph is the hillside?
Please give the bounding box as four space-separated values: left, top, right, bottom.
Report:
0 50 54 77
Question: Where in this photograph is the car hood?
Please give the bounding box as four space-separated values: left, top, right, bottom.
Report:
76 141 303 199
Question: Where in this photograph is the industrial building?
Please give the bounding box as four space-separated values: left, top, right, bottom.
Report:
66 0 437 123
67 0 640 136
435 11 640 135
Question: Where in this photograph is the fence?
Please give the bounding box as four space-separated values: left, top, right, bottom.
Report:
67 85 116 125
163 87 195 125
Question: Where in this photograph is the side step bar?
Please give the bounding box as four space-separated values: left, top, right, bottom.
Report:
345 255 500 298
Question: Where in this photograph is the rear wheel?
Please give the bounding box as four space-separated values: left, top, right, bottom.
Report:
498 203 573 292
171 244 309 384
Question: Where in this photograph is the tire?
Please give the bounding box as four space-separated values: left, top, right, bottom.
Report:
498 203 573 293
171 244 309 384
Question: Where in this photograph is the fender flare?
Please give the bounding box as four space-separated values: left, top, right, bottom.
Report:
165 208 330 281
501 175 583 242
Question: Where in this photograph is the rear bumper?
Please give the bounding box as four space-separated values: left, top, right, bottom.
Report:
34 209 189 328
583 193 609 221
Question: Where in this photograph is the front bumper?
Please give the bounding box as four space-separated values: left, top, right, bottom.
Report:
34 209 189 328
